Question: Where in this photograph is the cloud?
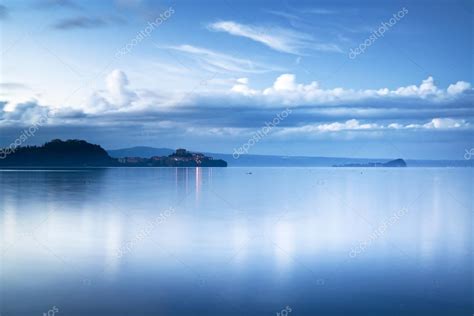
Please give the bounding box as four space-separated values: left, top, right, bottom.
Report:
388 118 469 130
285 119 380 133
208 21 342 54
52 16 107 30
166 44 279 74
0 83 30 90
447 81 471 95
105 70 138 106
229 74 473 106
0 101 51 125
391 77 441 97
1 70 472 145
387 118 469 130
422 118 469 129
265 10 301 21
0 5 8 19
277 117 470 136
230 77 258 96
87 70 138 113
236 78 248 85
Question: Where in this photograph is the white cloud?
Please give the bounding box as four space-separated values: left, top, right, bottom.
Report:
388 118 469 130
277 119 381 135
423 118 468 129
236 77 248 84
271 73 298 91
208 21 342 54
387 123 403 129
230 74 472 106
230 78 258 96
447 81 471 95
106 70 138 106
392 77 441 98
309 119 379 132
166 44 277 74
86 69 140 113
277 117 470 136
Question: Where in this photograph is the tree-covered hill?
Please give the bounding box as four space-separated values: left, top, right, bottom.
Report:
0 139 118 167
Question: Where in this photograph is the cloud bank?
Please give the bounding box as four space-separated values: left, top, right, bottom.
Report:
228 74 472 106
1 71 472 144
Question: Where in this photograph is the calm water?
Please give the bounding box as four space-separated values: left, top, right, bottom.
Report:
0 167 472 316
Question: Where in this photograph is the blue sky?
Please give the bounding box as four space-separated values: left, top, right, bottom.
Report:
0 0 473 159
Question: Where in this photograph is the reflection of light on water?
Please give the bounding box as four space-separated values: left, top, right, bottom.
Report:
419 185 440 260
416 178 467 264
186 168 189 194
175 168 178 192
195 167 202 203
273 221 294 271
104 213 123 277
2 203 17 247
175 168 191 197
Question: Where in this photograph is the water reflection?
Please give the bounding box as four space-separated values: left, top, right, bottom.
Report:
0 168 471 315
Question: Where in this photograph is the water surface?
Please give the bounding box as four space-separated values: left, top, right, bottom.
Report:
0 167 472 315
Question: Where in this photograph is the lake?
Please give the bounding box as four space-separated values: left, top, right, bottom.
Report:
0 167 472 315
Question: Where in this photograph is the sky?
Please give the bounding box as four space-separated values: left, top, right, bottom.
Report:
0 0 473 159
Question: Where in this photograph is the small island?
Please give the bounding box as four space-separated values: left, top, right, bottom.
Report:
333 158 407 167
0 139 227 168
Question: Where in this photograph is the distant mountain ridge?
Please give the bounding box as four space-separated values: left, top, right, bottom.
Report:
108 146 473 167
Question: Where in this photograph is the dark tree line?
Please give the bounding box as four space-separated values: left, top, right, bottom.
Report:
0 139 118 167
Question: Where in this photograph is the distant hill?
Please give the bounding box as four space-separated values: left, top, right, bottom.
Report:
0 139 118 167
383 159 407 167
334 158 407 167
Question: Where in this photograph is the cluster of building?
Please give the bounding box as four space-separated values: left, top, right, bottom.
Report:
118 149 226 167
